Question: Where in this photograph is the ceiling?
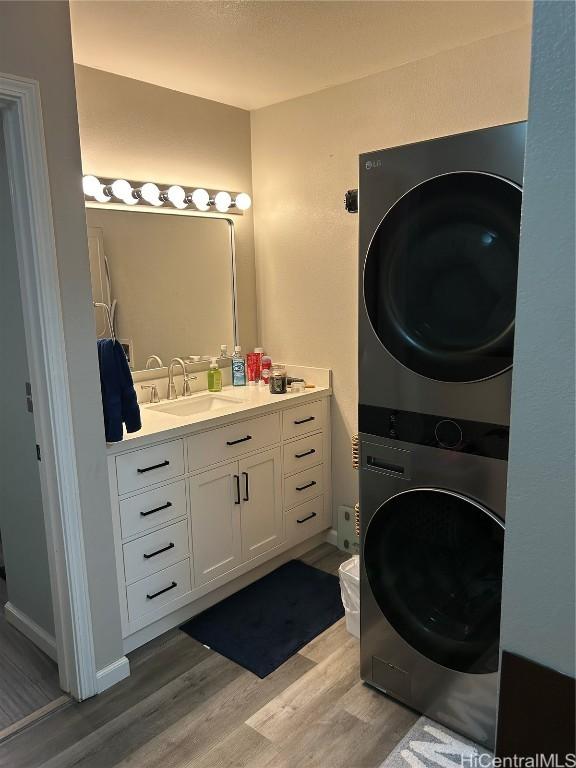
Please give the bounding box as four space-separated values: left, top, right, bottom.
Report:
70 1 531 111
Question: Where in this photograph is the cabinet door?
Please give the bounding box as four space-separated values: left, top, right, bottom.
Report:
189 462 242 585
239 448 283 562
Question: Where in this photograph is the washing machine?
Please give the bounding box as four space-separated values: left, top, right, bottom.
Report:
359 121 526 425
357 123 526 749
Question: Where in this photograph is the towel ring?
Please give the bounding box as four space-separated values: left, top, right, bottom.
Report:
93 301 116 342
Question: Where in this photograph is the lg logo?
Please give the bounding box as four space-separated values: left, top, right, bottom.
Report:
365 159 382 170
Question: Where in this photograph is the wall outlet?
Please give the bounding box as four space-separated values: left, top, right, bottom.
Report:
337 505 359 555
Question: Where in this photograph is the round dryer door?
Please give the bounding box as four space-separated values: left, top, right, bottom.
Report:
364 488 504 674
363 172 521 382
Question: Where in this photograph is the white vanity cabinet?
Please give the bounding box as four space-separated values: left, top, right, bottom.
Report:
107 392 331 650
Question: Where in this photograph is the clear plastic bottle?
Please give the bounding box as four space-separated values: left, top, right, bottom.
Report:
232 345 247 386
208 358 222 392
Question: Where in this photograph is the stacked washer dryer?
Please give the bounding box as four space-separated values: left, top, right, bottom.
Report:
358 123 526 748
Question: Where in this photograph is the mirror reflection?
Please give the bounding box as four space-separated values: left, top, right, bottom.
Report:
86 208 236 372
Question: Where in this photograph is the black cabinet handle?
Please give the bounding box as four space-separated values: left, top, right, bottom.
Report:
143 542 175 559
140 501 172 517
147 581 177 600
226 435 252 446
294 416 315 425
242 472 249 501
234 474 241 504
295 448 316 459
296 480 317 492
297 512 317 524
137 460 170 474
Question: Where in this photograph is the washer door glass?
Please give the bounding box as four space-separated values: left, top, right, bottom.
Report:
364 489 504 674
363 172 521 382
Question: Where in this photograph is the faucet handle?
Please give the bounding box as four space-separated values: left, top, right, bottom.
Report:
141 384 160 404
183 374 198 397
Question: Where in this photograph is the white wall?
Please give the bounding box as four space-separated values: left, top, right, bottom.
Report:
251 26 532 522
0 1 124 671
0 124 55 636
500 0 575 678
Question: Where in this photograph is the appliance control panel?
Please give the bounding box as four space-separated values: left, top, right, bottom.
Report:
358 405 509 460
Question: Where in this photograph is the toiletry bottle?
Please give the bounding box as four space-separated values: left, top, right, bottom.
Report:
247 348 263 385
260 355 272 386
208 358 222 392
219 344 228 359
232 345 246 386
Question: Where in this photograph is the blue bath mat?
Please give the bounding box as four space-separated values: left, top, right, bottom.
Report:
180 559 345 677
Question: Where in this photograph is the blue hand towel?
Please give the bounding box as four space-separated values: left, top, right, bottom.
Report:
97 339 141 442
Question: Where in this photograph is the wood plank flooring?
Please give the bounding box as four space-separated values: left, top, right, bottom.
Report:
0 576 64 733
0 544 418 768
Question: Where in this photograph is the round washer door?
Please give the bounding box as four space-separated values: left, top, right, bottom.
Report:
363 172 522 382
364 488 504 674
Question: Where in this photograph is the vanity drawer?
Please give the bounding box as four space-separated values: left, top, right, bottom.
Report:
283 432 323 477
187 412 280 472
116 439 185 496
119 481 186 540
282 400 324 441
284 464 324 510
123 519 189 583
126 559 192 622
286 496 327 545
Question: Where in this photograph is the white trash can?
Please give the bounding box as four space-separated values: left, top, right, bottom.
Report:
339 555 360 638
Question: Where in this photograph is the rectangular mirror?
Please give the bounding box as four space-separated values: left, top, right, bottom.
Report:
86 207 237 373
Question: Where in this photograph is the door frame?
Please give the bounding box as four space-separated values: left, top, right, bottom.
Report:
0 72 98 699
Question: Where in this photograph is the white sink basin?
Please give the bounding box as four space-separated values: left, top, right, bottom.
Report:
147 393 243 418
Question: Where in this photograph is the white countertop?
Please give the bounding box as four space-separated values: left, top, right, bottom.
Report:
107 382 331 454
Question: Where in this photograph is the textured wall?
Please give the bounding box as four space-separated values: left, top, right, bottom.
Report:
74 66 258 353
500 1 575 677
0 1 124 671
251 26 532 522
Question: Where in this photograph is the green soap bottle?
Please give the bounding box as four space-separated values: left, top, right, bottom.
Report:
208 358 222 392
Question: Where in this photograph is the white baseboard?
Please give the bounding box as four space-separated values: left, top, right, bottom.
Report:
96 656 130 694
325 527 338 547
4 602 58 661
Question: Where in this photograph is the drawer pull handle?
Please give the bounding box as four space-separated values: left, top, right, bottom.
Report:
147 581 177 600
137 460 170 474
143 542 175 559
294 416 315 425
234 474 241 505
140 501 172 517
296 480 317 492
295 448 316 459
226 435 252 446
297 512 317 524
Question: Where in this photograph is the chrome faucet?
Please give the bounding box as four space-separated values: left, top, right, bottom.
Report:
167 358 197 399
145 355 164 370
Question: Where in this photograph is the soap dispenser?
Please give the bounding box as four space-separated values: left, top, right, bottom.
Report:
208 358 222 392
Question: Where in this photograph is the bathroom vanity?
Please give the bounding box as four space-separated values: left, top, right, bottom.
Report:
106 378 332 652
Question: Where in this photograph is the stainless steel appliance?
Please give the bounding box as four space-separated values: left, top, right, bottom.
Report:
358 123 526 748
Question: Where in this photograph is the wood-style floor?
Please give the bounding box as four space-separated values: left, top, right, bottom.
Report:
0 576 65 738
0 544 418 768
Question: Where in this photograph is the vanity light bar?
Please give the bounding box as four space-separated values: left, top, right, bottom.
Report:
82 175 251 215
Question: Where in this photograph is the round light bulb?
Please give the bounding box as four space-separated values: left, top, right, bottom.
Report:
235 192 252 211
124 192 139 205
191 188 210 210
166 185 186 207
110 179 133 201
214 191 232 212
82 175 101 197
140 182 163 207
93 184 111 203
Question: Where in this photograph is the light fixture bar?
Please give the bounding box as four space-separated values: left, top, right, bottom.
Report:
82 175 251 215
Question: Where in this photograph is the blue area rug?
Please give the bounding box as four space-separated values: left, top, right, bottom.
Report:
180 559 345 678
